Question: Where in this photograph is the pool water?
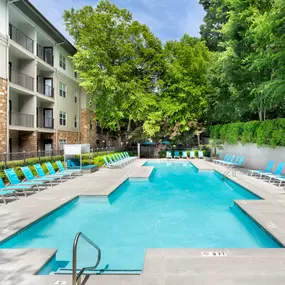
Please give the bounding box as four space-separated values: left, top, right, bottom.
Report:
0 162 280 273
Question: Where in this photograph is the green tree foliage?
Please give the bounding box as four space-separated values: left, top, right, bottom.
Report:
143 35 210 138
199 0 229 51
204 0 285 124
64 1 165 141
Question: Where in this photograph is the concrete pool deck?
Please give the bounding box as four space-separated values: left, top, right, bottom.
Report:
1 159 285 284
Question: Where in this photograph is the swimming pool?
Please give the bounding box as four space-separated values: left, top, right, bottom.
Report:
0 162 280 274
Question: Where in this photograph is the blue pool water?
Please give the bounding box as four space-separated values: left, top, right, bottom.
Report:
0 162 280 273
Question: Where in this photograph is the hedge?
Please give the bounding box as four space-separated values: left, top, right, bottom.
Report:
209 118 285 147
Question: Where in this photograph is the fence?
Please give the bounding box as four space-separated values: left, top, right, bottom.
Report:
0 147 130 170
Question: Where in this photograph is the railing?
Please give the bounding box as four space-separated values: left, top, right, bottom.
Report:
37 45 54 66
9 24 34 53
9 111 34 128
10 68 34 91
37 81 54 97
72 232 101 285
37 116 54 129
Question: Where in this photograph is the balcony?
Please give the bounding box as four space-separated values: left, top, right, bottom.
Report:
37 81 54 97
9 112 34 128
9 24 34 54
37 116 54 129
10 68 34 91
37 45 54 66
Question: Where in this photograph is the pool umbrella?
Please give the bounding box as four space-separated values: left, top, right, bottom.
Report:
143 141 155 145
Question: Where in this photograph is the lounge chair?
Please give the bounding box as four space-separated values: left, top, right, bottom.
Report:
220 155 235 165
248 160 274 177
114 154 128 166
174 151 180 159
21 166 59 187
118 153 131 164
225 156 245 167
124 152 137 161
122 153 134 162
215 154 231 164
0 178 33 202
166 151 172 159
198 151 204 159
56 161 83 176
223 156 240 166
34 164 66 182
45 162 74 179
259 162 285 183
103 156 121 168
190 151 195 159
4 168 47 192
182 151 188 159
108 155 124 167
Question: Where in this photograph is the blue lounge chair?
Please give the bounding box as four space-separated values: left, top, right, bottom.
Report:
248 160 274 177
182 151 188 159
215 154 230 164
223 156 240 166
226 156 245 167
120 153 132 163
45 162 74 179
198 151 204 159
21 166 59 187
56 161 83 176
108 155 124 167
124 152 137 160
34 164 66 182
220 155 235 165
0 178 33 202
166 151 172 159
190 151 195 159
103 156 121 168
174 151 180 159
117 153 129 165
4 168 47 192
260 162 285 182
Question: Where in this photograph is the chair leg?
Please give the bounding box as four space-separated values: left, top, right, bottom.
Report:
2 195 6 205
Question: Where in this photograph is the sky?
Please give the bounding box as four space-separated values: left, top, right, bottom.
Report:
30 0 205 43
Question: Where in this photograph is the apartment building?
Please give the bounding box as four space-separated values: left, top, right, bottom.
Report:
0 0 115 154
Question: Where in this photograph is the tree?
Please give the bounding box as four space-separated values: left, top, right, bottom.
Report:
199 0 229 51
64 0 165 142
143 35 210 138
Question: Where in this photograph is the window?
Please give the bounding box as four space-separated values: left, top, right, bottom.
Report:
59 139 67 150
74 115 77 128
75 92 78 103
90 119 93 130
59 82 66 98
59 54 66 70
59 111 67 126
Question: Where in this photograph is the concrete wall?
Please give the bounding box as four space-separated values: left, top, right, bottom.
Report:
220 143 285 172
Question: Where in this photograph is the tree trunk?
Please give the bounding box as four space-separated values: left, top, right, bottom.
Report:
127 117 132 132
258 101 263 121
197 134 200 147
117 123 122 147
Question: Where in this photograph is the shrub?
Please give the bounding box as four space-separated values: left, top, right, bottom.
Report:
210 118 285 148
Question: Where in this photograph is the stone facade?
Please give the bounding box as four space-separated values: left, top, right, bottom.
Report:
80 109 96 147
18 131 37 152
56 131 80 149
0 78 7 153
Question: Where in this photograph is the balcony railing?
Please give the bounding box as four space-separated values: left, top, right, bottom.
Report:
10 68 34 91
9 112 34 128
9 24 34 53
37 116 54 129
37 45 54 66
37 81 54 97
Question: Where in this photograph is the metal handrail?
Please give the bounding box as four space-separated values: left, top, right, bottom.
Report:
72 232 101 285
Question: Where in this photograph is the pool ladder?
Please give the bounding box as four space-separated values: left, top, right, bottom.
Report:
72 232 101 285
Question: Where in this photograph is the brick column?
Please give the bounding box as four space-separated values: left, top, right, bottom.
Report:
19 131 37 152
0 78 7 153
